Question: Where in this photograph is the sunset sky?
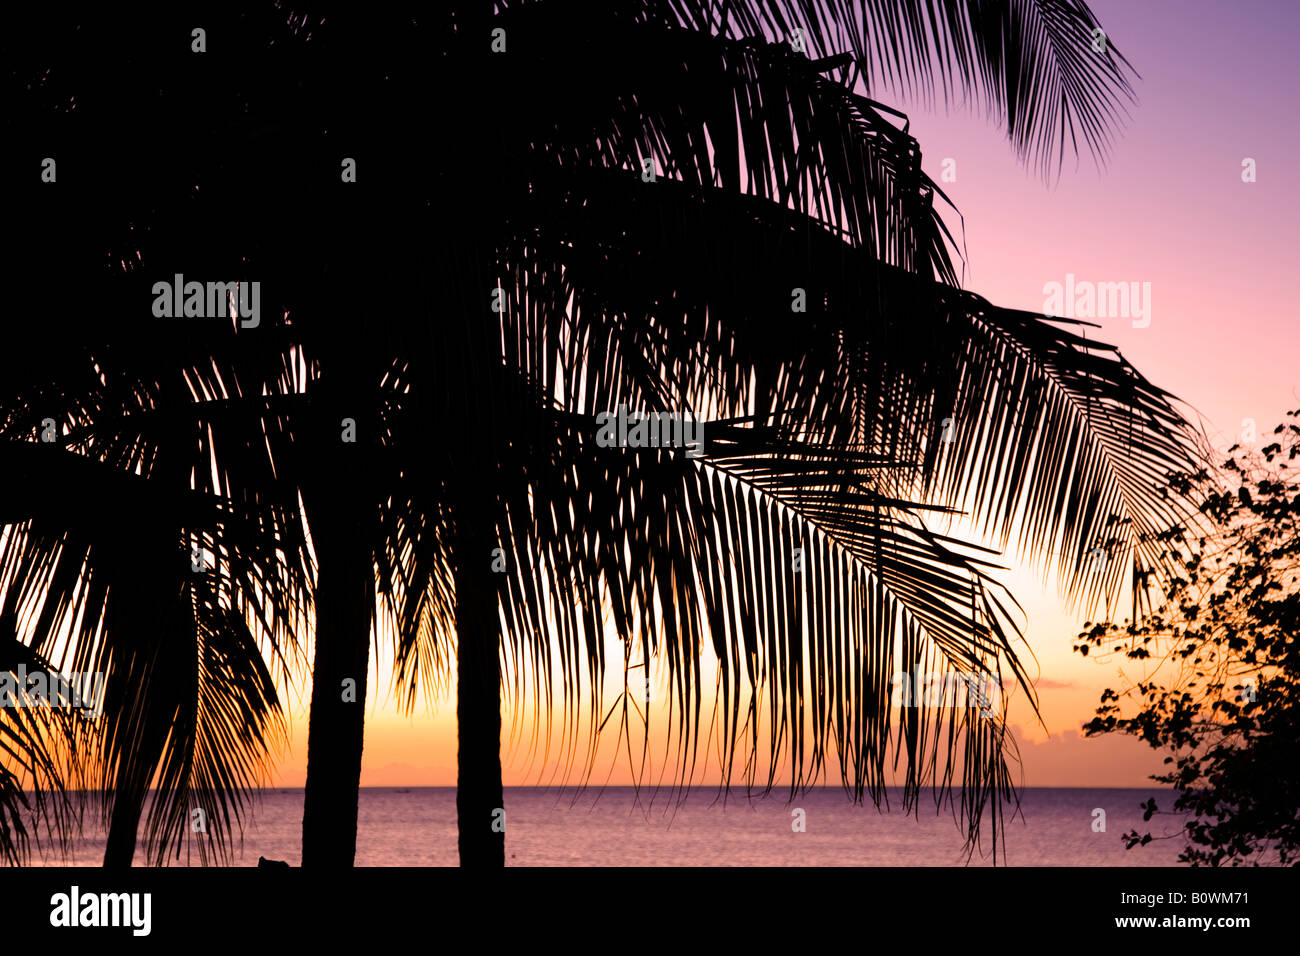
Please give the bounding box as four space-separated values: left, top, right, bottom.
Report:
269 0 1300 791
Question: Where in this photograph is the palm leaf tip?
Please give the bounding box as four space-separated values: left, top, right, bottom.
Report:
644 0 1138 179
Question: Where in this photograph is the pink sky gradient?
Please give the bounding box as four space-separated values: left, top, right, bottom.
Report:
895 0 1300 782
267 0 1299 791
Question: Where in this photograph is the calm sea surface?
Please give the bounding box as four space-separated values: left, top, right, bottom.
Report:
28 787 1188 866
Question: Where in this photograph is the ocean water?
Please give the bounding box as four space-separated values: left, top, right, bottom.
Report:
26 787 1189 866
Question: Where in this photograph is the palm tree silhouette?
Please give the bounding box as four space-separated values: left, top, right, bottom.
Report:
0 258 311 868
0 0 1206 869
3 5 318 865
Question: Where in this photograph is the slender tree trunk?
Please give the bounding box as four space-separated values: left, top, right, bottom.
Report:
102 791 142 867
454 496 505 867
450 110 506 861
300 381 373 867
300 509 371 866
101 521 175 869
448 20 505 863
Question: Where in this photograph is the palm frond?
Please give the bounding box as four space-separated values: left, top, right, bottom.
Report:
629 0 1138 178
481 402 1030 852
493 4 961 280
924 295 1210 615
0 440 306 863
0 637 80 865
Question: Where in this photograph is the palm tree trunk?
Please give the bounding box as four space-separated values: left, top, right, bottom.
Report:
300 380 373 867
300 507 371 866
454 498 505 867
448 82 506 863
102 792 142 867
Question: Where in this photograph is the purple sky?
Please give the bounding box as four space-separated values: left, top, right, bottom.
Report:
896 0 1300 783
903 0 1300 450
